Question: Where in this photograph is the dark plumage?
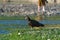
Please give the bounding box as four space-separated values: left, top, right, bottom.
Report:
25 15 44 28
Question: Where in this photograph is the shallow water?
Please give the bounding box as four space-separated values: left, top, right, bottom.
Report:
0 20 60 34
0 30 9 34
0 20 60 25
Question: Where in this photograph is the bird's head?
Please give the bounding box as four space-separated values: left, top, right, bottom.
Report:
25 15 31 21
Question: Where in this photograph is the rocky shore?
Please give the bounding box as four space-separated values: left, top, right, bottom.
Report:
0 4 60 16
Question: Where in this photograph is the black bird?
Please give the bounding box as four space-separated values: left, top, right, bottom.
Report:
25 15 44 28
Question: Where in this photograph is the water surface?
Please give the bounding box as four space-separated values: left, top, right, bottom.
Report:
0 20 60 34
0 20 60 25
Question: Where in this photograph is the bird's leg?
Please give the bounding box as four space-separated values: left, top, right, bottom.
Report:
31 27 33 30
34 27 40 30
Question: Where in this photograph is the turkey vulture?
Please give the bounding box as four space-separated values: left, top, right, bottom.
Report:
25 15 44 28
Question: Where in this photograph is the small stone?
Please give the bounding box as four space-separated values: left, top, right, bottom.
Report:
47 39 51 40
18 32 21 35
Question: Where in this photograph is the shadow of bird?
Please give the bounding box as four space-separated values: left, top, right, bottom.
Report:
25 15 44 29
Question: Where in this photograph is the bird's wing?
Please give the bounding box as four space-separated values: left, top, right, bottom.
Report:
31 20 40 25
